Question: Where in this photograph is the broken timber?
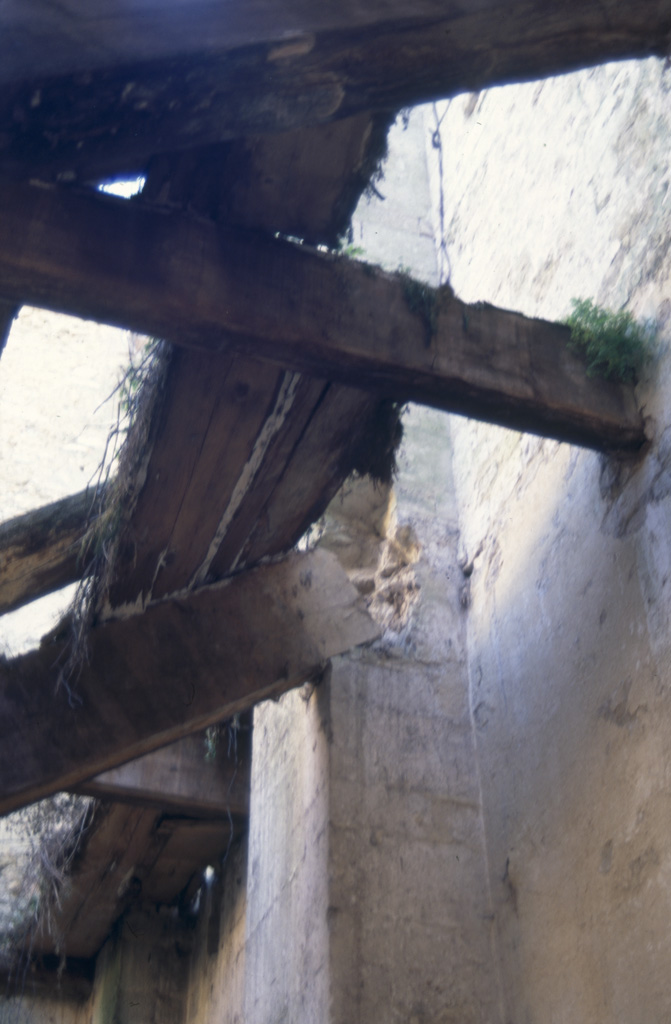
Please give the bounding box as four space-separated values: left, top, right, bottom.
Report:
0 548 380 816
1 0 669 179
0 487 99 615
0 180 645 453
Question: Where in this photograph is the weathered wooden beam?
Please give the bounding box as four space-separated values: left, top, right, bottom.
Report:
0 549 379 816
0 300 18 358
141 113 391 249
0 180 645 453
31 801 240 957
1 0 669 179
74 728 250 819
0 487 100 615
0 955 94 1002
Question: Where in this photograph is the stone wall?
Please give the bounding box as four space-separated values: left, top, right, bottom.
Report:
440 58 671 1022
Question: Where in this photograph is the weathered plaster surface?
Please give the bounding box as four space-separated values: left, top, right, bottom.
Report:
441 58 671 1023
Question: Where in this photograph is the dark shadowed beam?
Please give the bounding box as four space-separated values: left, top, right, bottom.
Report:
0 180 645 453
0 955 95 1003
30 801 243 958
0 549 379 817
1 0 670 179
140 113 392 249
0 301 18 358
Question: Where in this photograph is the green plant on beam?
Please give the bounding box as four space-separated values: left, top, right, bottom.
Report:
563 298 652 384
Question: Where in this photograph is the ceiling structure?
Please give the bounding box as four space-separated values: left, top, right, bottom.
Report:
0 0 667 985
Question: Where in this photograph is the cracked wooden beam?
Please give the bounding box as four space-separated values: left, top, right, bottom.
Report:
0 548 380 816
0 180 645 453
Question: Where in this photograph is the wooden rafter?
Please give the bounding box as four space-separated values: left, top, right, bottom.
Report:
0 549 379 816
75 728 250 820
0 487 98 615
0 300 17 358
31 801 240 958
0 180 645 453
1 0 669 179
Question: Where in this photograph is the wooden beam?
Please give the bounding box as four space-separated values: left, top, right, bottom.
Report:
0 300 18 358
0 180 645 453
0 487 99 615
0 1 669 179
0 120 388 616
31 802 241 957
0 549 379 816
0 955 94 1002
75 728 250 819
141 113 392 248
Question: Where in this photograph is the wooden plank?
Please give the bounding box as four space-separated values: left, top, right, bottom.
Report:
33 803 167 958
105 351 289 606
0 301 17 360
0 180 645 453
0 955 94 1002
0 549 379 816
0 487 98 615
0 301 18 358
0 120 387 614
0 1 669 179
217 383 382 574
141 113 391 248
75 729 250 819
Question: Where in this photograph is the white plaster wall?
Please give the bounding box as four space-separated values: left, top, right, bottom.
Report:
437 59 671 1022
245 685 332 1024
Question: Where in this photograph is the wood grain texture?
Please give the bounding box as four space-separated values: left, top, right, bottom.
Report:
0 487 98 615
0 1 669 178
0 549 379 816
0 180 645 453
76 728 250 819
